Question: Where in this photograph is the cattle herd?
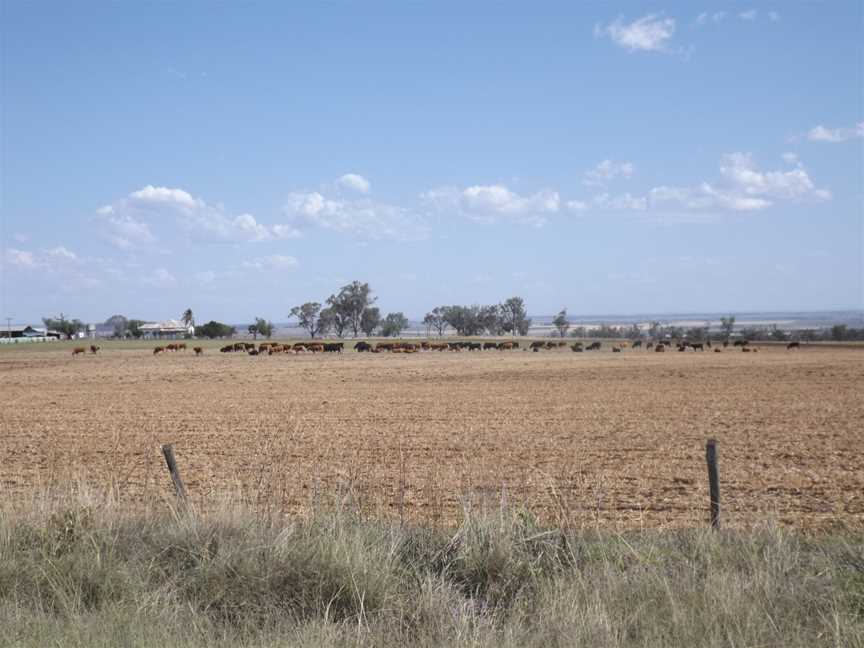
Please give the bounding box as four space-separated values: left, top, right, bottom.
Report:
65 336 806 358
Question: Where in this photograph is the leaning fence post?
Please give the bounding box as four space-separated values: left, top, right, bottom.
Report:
161 444 188 503
705 438 720 530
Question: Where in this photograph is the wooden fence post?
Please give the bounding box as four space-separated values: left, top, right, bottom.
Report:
161 444 188 503
705 438 720 530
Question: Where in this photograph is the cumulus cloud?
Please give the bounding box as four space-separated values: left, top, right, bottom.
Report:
3 245 104 290
739 9 758 21
95 185 296 248
595 14 676 52
141 268 176 286
583 160 636 187
241 254 299 271
648 152 830 213
782 152 799 165
337 173 371 194
593 193 647 211
806 122 863 143
422 184 560 226
283 191 430 241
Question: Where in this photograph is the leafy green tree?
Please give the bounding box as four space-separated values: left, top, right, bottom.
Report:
479 305 504 335
128 319 145 338
831 324 847 341
42 314 84 339
500 296 531 336
290 302 328 338
360 307 381 336
254 317 274 339
380 312 409 337
553 309 570 338
195 321 235 338
443 305 483 336
327 281 376 338
769 325 787 341
423 307 448 336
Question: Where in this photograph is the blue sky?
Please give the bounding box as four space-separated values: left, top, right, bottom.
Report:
1 2 862 324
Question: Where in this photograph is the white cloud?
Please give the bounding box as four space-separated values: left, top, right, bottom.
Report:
768 11 780 22
337 173 371 194
583 160 636 187
595 14 676 52
5 248 38 268
593 192 647 211
739 9 758 21
283 191 430 240
806 122 863 143
141 268 176 286
695 11 726 26
566 200 589 212
781 152 799 165
241 254 299 271
648 152 830 213
423 184 559 226
95 185 296 248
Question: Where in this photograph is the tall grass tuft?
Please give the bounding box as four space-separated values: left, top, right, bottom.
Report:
0 494 861 647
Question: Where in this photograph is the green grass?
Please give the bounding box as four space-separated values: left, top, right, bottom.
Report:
1 497 861 647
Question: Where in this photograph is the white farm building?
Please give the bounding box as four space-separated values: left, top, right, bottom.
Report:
138 319 194 339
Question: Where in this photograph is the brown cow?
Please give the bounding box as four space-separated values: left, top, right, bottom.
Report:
655 344 665 352
153 346 165 355
72 347 86 356
89 345 100 354
194 347 203 356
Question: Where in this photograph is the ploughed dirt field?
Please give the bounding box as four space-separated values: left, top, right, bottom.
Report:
1 342 862 530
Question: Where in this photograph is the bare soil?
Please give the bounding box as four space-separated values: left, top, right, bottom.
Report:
1 343 861 529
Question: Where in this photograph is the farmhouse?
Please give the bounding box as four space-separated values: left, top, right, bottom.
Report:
0 325 61 343
138 319 194 339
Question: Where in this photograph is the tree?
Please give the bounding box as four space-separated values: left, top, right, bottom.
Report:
831 324 847 341
327 281 376 338
500 297 531 336
195 321 235 338
42 314 84 339
181 308 195 329
105 314 129 338
290 302 328 339
479 304 504 335
648 321 662 339
442 305 483 336
720 315 736 339
423 307 448 337
254 317 274 339
360 307 381 337
128 319 145 338
552 309 570 338
769 324 787 342
248 324 258 340
380 312 409 337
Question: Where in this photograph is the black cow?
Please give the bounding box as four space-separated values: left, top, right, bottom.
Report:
586 341 601 351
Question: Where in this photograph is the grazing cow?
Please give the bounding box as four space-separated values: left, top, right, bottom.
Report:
646 342 654 350
714 348 722 353
632 340 642 348
194 347 203 356
355 341 372 352
90 345 100 354
529 341 545 350
655 344 665 352
220 345 233 353
586 341 601 351
689 343 704 351
571 342 583 352
500 341 514 350
72 347 86 356
483 342 498 350
661 340 672 347
467 342 482 351
177 343 187 351
544 341 556 350
677 344 688 352
153 346 165 355
612 347 621 353
787 341 800 350
248 349 259 356
511 341 520 349
323 343 344 353
742 347 752 353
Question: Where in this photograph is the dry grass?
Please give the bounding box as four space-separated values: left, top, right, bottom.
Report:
0 492 862 648
1 343 862 529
